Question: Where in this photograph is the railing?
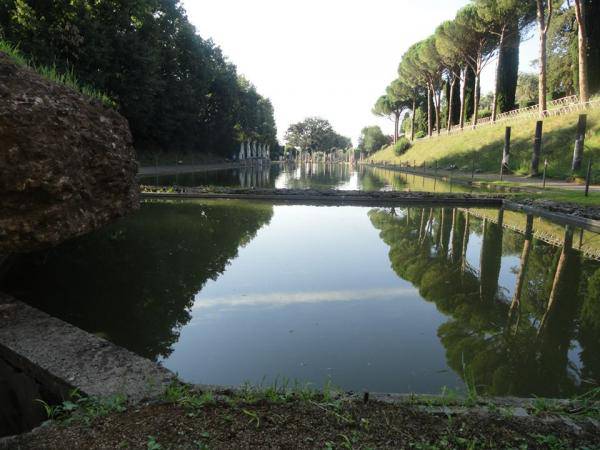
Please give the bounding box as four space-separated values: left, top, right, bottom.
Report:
421 95 600 140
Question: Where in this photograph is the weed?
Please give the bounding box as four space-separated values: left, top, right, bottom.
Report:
409 442 441 450
439 386 462 407
359 417 370 432
193 431 211 450
163 381 216 410
461 356 479 406
532 433 569 450
569 387 600 418
34 399 62 421
146 435 162 450
322 377 340 403
531 397 561 416
337 433 356 449
500 406 516 418
242 408 260 428
36 389 127 425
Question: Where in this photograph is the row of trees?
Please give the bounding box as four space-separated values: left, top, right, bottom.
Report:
373 0 599 142
0 0 277 157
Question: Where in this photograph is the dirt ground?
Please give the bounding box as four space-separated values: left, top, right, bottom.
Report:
6 397 600 450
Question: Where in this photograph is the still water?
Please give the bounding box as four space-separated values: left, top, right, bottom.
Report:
139 163 479 193
4 200 600 398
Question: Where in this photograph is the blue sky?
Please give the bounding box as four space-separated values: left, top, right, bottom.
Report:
182 0 538 144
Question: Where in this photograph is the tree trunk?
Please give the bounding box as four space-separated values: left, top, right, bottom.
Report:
509 215 533 321
461 212 470 274
538 24 548 114
418 208 426 242
411 98 416 141
472 65 481 128
536 0 552 116
427 88 433 137
492 25 507 122
434 90 441 136
459 67 467 130
531 120 543 176
538 225 574 336
447 76 456 133
575 0 590 103
479 209 504 302
586 0 600 93
394 111 399 143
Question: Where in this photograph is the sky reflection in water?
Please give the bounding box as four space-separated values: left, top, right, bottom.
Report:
4 200 600 397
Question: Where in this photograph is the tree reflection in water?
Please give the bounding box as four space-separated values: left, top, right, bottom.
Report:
369 207 600 397
3 200 273 361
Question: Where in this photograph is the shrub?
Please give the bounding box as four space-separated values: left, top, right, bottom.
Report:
393 137 412 156
415 131 426 139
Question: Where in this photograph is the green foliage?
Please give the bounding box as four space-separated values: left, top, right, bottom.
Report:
0 1 277 157
546 6 578 99
163 381 217 410
516 72 539 107
146 436 162 450
357 125 389 154
402 108 427 137
284 117 351 153
37 389 127 425
393 137 412 156
0 39 115 107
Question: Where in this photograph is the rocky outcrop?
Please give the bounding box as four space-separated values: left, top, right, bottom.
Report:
0 52 139 253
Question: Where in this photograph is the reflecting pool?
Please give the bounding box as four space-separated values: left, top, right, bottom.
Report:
139 163 480 193
4 200 600 397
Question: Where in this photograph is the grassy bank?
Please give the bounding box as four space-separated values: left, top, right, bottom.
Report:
372 107 600 181
0 40 116 108
8 383 600 449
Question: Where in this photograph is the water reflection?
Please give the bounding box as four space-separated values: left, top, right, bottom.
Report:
4 200 273 360
139 163 486 193
370 207 600 397
3 202 599 397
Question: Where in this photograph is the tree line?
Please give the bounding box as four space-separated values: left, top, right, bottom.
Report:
0 0 277 158
372 0 600 145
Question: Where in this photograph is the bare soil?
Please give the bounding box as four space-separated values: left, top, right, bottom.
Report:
7 399 600 450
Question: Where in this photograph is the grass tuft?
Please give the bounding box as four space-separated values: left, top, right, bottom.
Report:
0 39 117 108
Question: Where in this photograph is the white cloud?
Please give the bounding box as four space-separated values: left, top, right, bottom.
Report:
193 287 414 310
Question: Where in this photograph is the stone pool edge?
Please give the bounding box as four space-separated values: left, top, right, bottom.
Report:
0 292 175 443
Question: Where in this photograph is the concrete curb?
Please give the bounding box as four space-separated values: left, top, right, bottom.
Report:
140 189 506 208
